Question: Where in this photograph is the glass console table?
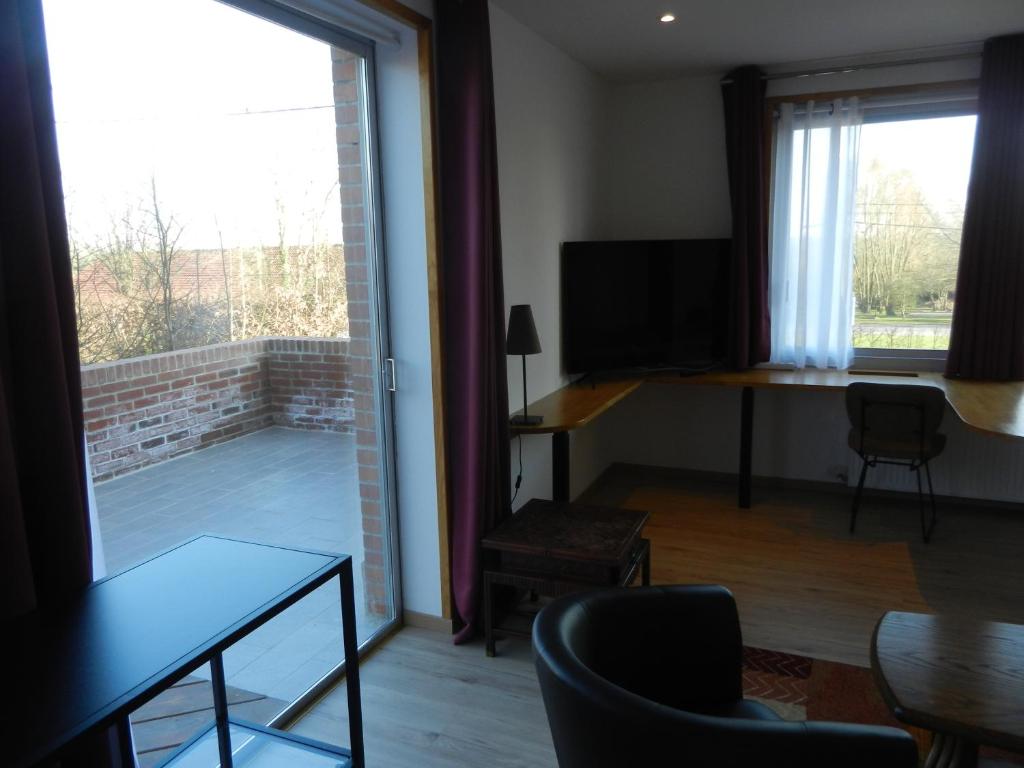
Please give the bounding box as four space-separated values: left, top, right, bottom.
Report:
9 535 363 767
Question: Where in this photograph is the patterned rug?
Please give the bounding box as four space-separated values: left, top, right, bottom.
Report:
742 647 1024 767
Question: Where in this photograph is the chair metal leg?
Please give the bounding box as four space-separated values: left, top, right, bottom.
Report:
850 458 868 534
922 460 938 543
915 463 926 542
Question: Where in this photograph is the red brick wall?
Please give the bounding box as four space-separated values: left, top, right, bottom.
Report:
81 337 353 482
333 47 390 618
267 338 354 430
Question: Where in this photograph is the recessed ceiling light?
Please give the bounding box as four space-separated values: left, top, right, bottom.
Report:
660 13 676 23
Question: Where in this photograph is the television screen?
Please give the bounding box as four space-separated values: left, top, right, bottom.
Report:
561 239 730 374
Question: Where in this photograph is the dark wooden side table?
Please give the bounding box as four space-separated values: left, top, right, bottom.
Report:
481 498 651 657
871 611 1024 768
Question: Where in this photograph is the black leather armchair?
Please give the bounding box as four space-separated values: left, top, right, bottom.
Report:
532 585 918 768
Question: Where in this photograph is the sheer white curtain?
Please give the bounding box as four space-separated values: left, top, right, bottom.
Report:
770 98 863 369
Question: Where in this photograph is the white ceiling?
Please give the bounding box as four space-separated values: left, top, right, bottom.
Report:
489 0 1024 81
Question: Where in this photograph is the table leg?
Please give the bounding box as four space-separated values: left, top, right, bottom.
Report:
116 714 135 767
924 732 978 768
552 431 570 502
338 559 365 767
484 572 497 657
641 542 651 586
739 386 754 509
210 652 234 768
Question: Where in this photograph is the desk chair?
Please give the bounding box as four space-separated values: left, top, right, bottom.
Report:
533 585 918 768
846 383 946 543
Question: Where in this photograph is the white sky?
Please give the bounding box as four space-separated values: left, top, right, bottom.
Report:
41 0 347 250
859 115 977 219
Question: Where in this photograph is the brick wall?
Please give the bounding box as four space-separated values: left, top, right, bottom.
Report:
332 47 390 618
82 337 352 482
267 338 354 431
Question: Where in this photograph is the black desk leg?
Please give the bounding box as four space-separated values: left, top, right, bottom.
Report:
339 559 365 767
552 431 570 502
739 386 754 509
210 652 233 768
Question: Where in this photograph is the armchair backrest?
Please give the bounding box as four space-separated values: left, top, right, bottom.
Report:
533 585 919 768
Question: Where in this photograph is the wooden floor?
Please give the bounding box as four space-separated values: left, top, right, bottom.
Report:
292 465 1024 766
291 627 556 767
582 465 1024 667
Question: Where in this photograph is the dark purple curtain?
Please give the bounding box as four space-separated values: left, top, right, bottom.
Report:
436 0 512 642
946 33 1024 380
3 5 128 764
721 65 771 369
1 0 92 618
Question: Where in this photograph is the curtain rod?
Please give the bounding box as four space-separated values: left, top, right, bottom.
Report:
720 50 982 85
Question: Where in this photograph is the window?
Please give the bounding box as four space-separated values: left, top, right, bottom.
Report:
853 114 976 352
769 88 977 368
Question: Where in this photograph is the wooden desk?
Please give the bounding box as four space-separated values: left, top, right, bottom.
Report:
511 369 1024 505
872 611 1024 767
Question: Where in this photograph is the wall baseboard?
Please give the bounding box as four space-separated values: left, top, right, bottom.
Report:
403 609 453 634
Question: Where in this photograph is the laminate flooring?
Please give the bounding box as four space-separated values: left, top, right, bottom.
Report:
294 465 1024 766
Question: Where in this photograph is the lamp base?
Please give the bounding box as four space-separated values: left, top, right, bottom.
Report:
510 414 543 426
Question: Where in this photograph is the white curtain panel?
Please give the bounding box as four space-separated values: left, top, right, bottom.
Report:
770 98 863 369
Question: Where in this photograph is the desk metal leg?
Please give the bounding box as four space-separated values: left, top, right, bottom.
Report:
552 431 570 502
739 386 754 509
210 652 233 768
339 559 365 767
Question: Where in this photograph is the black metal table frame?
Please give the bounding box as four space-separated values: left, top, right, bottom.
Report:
157 552 363 767
483 538 651 657
23 536 364 768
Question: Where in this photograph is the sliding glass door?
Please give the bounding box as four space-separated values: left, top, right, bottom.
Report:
42 0 397 759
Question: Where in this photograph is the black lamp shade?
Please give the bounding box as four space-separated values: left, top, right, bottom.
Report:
506 305 542 355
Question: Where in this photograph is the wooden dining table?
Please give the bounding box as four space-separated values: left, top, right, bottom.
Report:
871 611 1024 768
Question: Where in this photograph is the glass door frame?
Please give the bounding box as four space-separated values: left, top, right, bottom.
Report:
218 0 403 726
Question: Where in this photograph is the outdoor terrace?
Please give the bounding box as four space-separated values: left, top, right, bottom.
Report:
83 339 389 722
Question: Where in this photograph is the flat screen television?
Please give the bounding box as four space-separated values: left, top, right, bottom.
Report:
562 239 730 374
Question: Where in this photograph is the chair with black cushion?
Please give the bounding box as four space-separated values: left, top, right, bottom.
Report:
532 585 918 768
846 382 946 543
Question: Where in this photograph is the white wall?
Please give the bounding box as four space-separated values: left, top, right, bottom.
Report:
489 3 615 505
599 75 732 240
586 58 1024 503
374 7 443 617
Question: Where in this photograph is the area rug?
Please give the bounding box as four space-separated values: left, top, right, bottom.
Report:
742 646 1024 767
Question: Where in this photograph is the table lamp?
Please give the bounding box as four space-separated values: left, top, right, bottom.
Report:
507 304 542 426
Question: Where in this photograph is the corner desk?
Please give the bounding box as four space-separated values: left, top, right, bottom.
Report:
510 369 1024 507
